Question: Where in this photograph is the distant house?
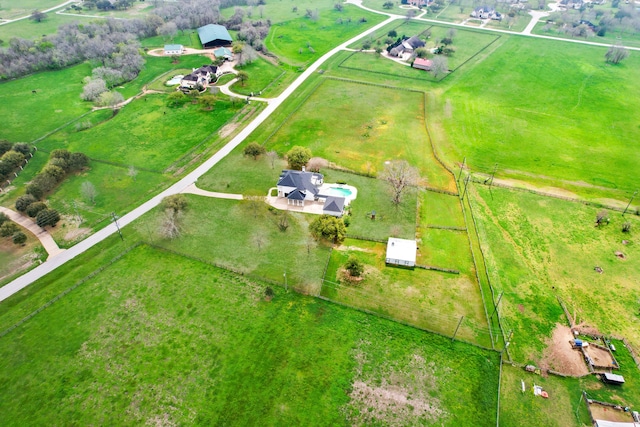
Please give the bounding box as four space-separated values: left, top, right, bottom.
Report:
213 47 233 60
389 35 426 57
164 44 184 55
471 6 502 20
412 58 433 71
197 24 233 49
180 64 220 90
385 238 417 268
407 0 429 6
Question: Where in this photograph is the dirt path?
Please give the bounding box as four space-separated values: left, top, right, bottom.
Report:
0 207 64 258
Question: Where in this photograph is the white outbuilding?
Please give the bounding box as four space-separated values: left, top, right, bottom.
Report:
385 238 417 268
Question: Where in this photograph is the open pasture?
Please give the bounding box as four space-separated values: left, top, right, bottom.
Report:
265 5 383 67
230 56 286 97
435 36 640 194
38 94 243 172
0 63 93 142
0 0 67 20
0 13 89 44
470 184 640 363
262 78 456 191
0 243 499 426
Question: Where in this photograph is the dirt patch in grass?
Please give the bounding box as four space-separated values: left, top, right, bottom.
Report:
64 227 91 242
584 346 616 369
346 348 447 426
541 324 589 376
218 122 239 139
589 404 635 422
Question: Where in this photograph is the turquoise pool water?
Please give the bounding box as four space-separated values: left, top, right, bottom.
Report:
328 187 352 197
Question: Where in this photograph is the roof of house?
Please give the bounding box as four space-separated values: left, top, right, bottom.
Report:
386 238 417 263
195 65 218 75
406 36 425 49
287 189 306 201
214 47 233 57
197 24 233 45
323 196 345 213
182 74 198 81
413 58 433 68
277 170 323 196
164 44 183 51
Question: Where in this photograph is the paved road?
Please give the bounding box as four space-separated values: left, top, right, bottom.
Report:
0 207 64 257
0 15 397 303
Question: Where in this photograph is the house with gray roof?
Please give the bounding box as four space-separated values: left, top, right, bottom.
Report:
322 196 345 217
276 168 324 206
197 24 233 49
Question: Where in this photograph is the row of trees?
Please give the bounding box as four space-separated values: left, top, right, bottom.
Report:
25 149 89 200
0 213 27 245
0 142 31 183
14 194 61 228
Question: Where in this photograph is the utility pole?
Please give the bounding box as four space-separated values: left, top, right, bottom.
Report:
111 212 123 241
622 190 638 217
458 156 466 181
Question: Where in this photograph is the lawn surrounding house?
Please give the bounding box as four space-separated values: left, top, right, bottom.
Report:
0 243 500 425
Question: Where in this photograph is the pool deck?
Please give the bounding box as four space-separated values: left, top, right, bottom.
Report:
266 183 358 216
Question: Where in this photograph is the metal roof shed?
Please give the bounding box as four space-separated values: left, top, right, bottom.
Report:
197 24 233 49
385 238 417 268
602 372 625 385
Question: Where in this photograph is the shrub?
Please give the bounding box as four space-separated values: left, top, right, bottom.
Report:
69 152 89 170
286 146 312 170
12 232 27 245
0 221 19 237
1 151 25 168
48 157 70 172
15 194 37 211
345 256 364 277
309 215 346 244
0 140 12 156
50 149 71 161
36 209 60 228
26 201 48 218
0 212 8 226
42 165 66 182
11 143 31 156
243 142 266 159
26 182 45 199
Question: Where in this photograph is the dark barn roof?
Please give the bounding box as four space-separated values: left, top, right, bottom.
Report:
197 24 233 48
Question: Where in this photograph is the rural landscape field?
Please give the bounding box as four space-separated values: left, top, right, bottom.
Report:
1 0 639 425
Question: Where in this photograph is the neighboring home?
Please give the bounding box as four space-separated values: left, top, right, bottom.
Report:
385 238 417 268
471 6 502 20
407 0 429 6
179 64 220 90
323 196 345 217
164 44 184 55
213 47 233 60
412 58 433 71
197 24 233 49
389 35 425 57
276 168 324 205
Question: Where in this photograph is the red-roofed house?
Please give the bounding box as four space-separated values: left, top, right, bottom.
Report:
412 58 433 71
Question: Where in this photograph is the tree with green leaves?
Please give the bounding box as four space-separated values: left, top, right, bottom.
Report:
12 232 27 245
15 194 37 212
26 202 48 218
163 194 188 215
243 142 266 159
345 256 364 277
36 209 60 228
309 215 347 244
286 146 312 170
237 71 249 87
0 221 19 237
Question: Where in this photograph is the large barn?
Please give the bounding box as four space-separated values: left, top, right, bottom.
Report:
197 24 233 49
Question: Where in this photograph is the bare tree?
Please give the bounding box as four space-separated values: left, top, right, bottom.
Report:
252 231 266 251
157 22 178 41
266 150 279 169
605 45 629 64
81 77 107 101
431 56 449 79
29 10 47 22
161 211 181 239
406 9 417 21
81 181 98 205
379 160 419 205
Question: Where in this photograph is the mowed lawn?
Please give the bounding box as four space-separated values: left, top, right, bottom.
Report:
265 5 383 66
265 79 455 191
436 36 640 192
0 14 85 43
0 63 93 142
0 244 500 426
230 56 285 97
38 94 243 172
470 185 640 362
322 238 491 347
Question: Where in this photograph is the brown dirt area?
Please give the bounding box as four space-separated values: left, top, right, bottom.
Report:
541 324 589 376
584 346 616 369
589 404 635 422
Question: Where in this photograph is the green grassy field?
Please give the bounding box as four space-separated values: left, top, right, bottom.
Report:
265 5 384 66
321 237 491 346
0 243 500 425
221 0 359 25
470 184 640 362
139 31 202 50
0 63 93 142
433 36 640 194
0 13 92 44
230 56 286 97
38 94 243 172
262 78 456 191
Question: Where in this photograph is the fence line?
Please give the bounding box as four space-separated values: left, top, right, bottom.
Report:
0 155 33 193
425 225 466 231
622 338 640 370
0 243 141 339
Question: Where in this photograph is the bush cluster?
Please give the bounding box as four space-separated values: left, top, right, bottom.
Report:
0 213 27 245
25 149 89 199
0 141 31 182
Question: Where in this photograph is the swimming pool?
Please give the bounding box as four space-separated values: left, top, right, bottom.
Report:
166 75 184 86
328 187 353 197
